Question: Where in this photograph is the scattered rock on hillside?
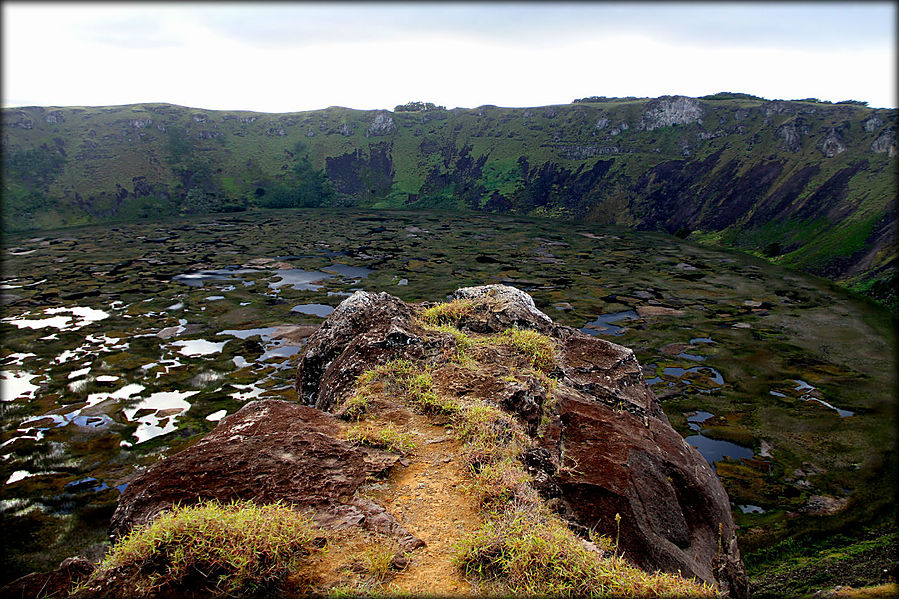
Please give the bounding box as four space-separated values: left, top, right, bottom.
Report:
820 128 847 157
640 95 704 131
871 129 896 157
778 122 802 152
864 116 883 132
366 112 396 136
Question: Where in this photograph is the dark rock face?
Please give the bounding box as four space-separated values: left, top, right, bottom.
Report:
0 556 94 599
296 290 432 411
109 400 423 550
295 285 749 597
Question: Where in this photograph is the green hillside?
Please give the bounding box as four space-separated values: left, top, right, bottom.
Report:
2 95 896 306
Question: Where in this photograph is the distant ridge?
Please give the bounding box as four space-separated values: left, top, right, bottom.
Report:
2 94 896 306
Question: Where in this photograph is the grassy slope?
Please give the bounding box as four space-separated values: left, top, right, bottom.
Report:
2 97 896 305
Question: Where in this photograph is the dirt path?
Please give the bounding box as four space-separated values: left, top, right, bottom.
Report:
363 413 481 595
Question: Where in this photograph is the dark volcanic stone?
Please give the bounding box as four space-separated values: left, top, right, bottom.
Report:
296 291 432 411
0 556 94 599
295 285 749 597
109 400 422 549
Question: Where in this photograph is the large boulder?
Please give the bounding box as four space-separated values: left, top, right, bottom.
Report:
109 400 423 550
296 290 432 411
295 285 749 597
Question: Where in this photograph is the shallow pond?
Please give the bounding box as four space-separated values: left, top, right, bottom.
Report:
686 434 755 465
0 208 894 582
580 310 639 336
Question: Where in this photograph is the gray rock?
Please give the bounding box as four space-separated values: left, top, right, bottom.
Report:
777 122 802 152
366 112 396 136
820 128 846 157
864 116 883 132
871 129 896 156
640 96 703 131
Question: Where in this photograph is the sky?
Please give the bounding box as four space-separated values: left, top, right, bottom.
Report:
2 1 896 112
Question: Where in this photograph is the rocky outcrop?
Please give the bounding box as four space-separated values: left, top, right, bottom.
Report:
640 95 704 131
451 284 557 335
296 290 432 411
821 128 847 157
871 129 896 157
778 121 803 152
864 116 884 132
53 285 748 597
366 112 396 136
108 400 424 550
295 285 749 597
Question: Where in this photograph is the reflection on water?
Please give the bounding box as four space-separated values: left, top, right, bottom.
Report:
663 366 724 386
268 269 331 291
172 268 261 288
122 390 199 444
291 304 334 317
686 410 715 431
0 370 42 401
738 504 766 514
686 434 754 465
683 409 754 467
170 339 228 357
219 327 278 340
2 306 110 331
259 344 301 363
580 310 639 336
205 409 227 422
792 379 854 417
322 263 372 280
86 383 145 407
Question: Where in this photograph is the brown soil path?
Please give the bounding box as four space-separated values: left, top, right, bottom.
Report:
363 413 481 595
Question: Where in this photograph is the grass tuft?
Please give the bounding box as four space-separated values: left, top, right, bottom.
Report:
346 422 417 454
339 392 372 421
420 299 475 326
452 401 526 470
81 499 322 597
431 323 476 365
499 327 555 373
455 506 716 597
406 371 460 415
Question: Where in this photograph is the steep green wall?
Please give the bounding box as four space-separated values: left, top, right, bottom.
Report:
2 96 896 306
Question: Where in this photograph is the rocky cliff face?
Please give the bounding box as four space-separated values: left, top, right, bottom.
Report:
3 95 895 306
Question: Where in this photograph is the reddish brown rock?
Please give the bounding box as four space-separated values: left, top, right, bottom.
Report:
109 400 423 550
0 556 94 599
295 285 749 597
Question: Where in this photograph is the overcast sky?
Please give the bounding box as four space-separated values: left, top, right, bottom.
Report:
2 2 896 112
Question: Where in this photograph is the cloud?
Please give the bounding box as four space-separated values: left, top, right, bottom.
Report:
2 2 896 110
